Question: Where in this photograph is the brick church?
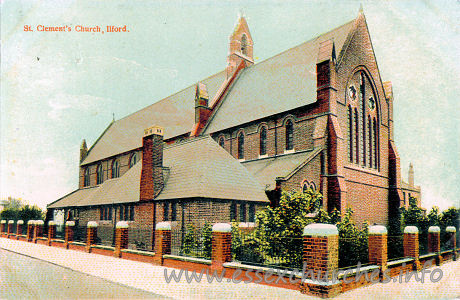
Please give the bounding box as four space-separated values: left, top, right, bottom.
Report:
48 11 421 247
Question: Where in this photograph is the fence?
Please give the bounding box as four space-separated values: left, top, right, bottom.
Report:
339 236 369 268
128 228 154 252
73 226 87 243
95 226 115 246
55 225 65 240
419 230 428 255
387 235 404 260
170 229 211 259
232 231 303 270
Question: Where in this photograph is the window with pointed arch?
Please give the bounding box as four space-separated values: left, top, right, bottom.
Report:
259 126 267 156
218 136 225 148
129 152 139 168
346 70 379 169
84 168 90 187
241 34 248 56
237 132 244 159
96 164 103 185
112 159 120 178
285 120 294 151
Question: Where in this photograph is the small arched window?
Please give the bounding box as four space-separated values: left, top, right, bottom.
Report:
218 137 225 148
238 132 244 159
129 153 139 168
112 159 120 178
259 127 267 156
84 168 90 187
241 34 248 55
285 120 294 151
96 164 103 185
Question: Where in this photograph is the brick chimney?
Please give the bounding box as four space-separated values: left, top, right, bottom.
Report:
140 126 164 201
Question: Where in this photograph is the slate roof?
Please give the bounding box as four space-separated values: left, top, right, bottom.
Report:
203 19 355 134
81 71 227 165
49 136 269 208
242 147 323 189
81 19 356 165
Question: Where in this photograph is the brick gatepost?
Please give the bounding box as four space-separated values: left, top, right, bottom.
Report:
7 220 14 238
65 221 75 248
446 226 457 261
16 220 24 239
86 221 98 252
0 220 5 236
300 223 340 298
403 226 421 270
211 223 232 271
48 221 57 245
27 220 35 242
114 221 129 258
428 226 442 265
154 222 171 265
368 225 388 273
33 220 44 243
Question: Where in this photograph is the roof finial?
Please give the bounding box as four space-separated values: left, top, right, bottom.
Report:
359 3 364 13
112 112 115 121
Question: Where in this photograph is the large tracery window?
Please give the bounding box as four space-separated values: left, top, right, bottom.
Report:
347 71 379 170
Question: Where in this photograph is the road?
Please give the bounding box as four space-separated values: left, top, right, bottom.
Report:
0 249 166 299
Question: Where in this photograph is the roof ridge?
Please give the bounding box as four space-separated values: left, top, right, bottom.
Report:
241 18 356 72
113 70 226 124
164 135 211 150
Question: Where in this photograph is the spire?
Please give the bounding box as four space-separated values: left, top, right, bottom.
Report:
359 3 364 13
80 139 88 162
408 163 414 187
227 15 254 78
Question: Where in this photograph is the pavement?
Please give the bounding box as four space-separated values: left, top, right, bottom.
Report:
0 238 459 299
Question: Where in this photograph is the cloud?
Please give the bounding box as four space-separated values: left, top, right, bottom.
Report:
47 93 109 120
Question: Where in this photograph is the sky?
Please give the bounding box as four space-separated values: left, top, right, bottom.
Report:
1 0 459 211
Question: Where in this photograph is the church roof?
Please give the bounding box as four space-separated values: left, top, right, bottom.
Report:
81 70 227 165
49 136 269 208
204 19 354 134
242 147 323 190
81 18 356 165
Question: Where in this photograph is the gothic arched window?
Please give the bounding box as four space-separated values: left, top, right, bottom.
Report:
218 137 225 148
241 34 248 55
285 120 294 151
259 127 267 156
238 132 244 159
129 153 138 168
348 106 353 163
96 164 103 185
112 159 120 178
84 168 90 187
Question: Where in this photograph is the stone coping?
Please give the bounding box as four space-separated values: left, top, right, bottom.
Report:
441 249 454 255
0 220 6 224
36 237 48 240
387 257 414 267
69 241 86 246
337 265 380 279
446 226 456 233
404 226 418 234
163 254 212 265
121 248 156 257
8 220 15 224
303 223 338 236
116 221 129 229
65 221 75 226
91 244 115 251
87 221 98 228
35 220 44 225
17 220 24 225
212 223 231 233
428 226 440 233
48 221 56 226
51 239 66 243
369 225 387 235
419 253 437 260
155 222 171 230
